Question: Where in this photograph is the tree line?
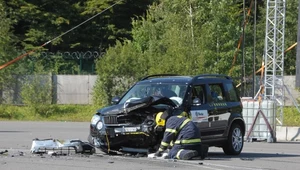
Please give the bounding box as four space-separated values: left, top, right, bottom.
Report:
0 0 299 105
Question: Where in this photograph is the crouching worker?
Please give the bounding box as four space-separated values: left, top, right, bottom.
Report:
154 111 208 160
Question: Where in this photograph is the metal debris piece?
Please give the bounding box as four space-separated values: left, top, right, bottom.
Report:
0 150 8 154
47 151 58 156
148 149 169 159
30 138 95 155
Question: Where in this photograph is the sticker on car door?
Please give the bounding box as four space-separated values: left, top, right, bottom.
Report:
190 110 208 122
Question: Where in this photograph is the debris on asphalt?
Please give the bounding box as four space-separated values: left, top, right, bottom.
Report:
47 151 59 156
94 154 104 157
147 152 168 159
135 153 147 158
240 157 254 161
0 150 8 154
30 138 95 155
108 160 114 163
19 151 24 156
168 159 177 162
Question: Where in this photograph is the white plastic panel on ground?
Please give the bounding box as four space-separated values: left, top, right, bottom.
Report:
242 100 276 141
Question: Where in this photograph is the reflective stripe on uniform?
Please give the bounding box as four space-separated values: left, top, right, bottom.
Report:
176 149 184 159
179 119 190 131
174 138 201 144
165 128 177 133
158 148 164 151
170 140 174 147
161 141 169 147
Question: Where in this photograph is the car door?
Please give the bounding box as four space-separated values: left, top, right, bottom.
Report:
188 84 211 137
207 82 230 136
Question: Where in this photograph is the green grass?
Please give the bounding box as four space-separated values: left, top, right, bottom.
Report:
0 104 100 122
282 107 300 126
1 105 300 126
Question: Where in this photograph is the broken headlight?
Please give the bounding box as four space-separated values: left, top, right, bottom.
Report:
91 115 101 126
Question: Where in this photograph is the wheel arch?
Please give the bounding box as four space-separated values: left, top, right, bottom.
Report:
228 118 246 136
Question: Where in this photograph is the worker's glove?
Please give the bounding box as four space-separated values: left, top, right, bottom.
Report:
154 151 163 157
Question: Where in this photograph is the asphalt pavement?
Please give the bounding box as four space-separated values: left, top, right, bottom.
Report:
1 121 300 170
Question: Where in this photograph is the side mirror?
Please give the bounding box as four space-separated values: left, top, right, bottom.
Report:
111 96 120 105
192 98 202 106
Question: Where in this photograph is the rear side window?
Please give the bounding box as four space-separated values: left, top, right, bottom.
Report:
225 82 239 102
209 84 225 102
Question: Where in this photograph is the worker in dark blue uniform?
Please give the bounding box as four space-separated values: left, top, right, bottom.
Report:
154 111 208 160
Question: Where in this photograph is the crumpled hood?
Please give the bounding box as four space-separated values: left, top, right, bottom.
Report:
97 96 177 116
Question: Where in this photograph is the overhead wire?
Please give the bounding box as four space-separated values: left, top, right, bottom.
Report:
229 0 254 76
0 0 123 71
236 42 297 88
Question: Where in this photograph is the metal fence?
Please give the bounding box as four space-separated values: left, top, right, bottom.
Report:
1 75 97 105
0 75 299 105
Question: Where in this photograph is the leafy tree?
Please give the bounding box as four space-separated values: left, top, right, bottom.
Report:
20 74 54 117
93 40 143 105
94 0 246 104
83 0 156 51
131 0 207 75
5 0 84 51
0 0 18 103
132 0 248 77
3 0 155 74
284 0 298 75
197 0 243 77
5 0 155 52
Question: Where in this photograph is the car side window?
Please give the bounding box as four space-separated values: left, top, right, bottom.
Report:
209 84 225 102
191 85 206 104
225 82 239 102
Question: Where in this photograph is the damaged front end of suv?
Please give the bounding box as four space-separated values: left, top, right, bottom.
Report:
88 77 187 153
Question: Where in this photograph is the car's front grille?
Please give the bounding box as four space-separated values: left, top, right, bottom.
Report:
103 116 118 124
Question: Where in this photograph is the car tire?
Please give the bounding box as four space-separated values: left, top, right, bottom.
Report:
222 123 244 155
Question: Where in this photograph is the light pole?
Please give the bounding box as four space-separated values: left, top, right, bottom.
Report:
296 0 300 87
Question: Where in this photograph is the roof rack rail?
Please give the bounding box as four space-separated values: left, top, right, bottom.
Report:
192 74 231 81
140 74 181 81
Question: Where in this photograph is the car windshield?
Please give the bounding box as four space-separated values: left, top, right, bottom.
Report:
118 83 188 106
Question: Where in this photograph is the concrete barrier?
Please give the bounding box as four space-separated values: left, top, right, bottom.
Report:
276 126 300 141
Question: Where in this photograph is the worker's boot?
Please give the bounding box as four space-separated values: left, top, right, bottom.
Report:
200 144 209 160
181 150 198 160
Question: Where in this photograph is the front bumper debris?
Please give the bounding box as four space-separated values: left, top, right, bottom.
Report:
30 138 95 155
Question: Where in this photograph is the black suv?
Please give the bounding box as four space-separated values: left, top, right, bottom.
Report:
88 74 245 155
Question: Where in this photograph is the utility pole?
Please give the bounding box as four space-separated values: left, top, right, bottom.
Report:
241 0 246 97
296 0 300 87
253 0 257 97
